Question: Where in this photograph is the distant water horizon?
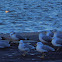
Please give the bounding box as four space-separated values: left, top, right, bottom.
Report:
0 0 62 33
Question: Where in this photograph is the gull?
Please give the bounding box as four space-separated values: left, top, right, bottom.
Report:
18 40 35 56
39 33 52 43
36 42 55 58
0 40 10 48
51 37 62 51
10 32 26 41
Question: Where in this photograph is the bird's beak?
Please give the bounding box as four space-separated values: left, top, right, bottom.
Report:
35 44 37 46
51 40 52 43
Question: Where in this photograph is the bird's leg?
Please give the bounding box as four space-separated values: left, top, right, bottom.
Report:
40 53 46 59
56 48 59 51
56 47 60 51
22 51 28 56
22 53 26 56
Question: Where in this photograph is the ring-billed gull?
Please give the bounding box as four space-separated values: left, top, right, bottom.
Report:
39 33 52 43
10 32 26 41
0 40 10 48
36 42 55 58
18 40 35 56
51 37 62 51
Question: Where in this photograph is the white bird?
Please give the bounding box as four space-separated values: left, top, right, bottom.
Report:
51 37 62 51
39 33 52 43
46 30 54 37
51 37 62 47
36 42 55 58
18 40 35 56
10 32 26 41
0 40 10 48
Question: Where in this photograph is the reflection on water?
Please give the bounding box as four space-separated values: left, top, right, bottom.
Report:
0 0 62 33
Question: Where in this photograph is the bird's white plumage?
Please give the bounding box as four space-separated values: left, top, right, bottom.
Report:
52 30 62 46
10 32 18 40
18 40 35 52
10 32 25 40
39 33 52 43
51 37 62 46
36 42 55 53
39 33 47 43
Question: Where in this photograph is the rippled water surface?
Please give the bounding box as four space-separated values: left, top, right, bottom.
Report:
0 0 62 33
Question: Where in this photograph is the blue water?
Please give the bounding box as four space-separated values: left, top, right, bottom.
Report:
0 0 62 33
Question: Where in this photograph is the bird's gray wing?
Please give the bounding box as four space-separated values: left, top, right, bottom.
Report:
57 34 62 39
57 32 62 39
16 34 25 40
42 36 52 42
56 39 62 45
24 43 35 49
47 31 54 37
21 44 30 52
42 45 55 51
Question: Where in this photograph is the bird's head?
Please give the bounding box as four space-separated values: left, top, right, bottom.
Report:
39 33 45 37
10 31 15 36
37 42 43 46
19 40 24 44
